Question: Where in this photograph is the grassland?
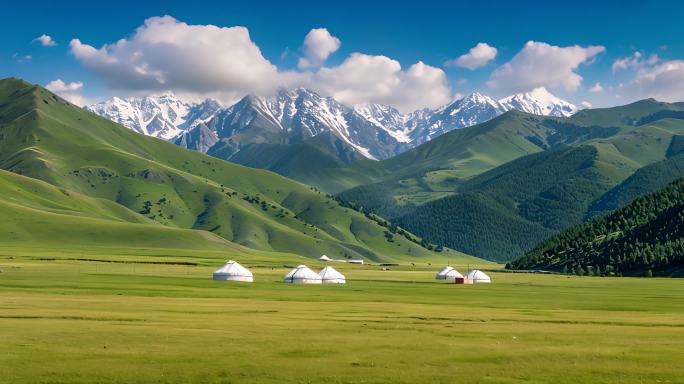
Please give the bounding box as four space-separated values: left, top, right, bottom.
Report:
1 249 682 384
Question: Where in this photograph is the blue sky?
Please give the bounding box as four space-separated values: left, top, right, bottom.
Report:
2 0 683 111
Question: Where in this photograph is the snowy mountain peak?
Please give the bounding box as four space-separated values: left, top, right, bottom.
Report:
89 87 579 161
86 94 222 140
498 87 577 117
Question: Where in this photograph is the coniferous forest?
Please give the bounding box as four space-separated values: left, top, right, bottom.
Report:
508 178 684 276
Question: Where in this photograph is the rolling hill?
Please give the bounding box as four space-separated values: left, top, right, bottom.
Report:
507 178 684 277
337 100 684 261
0 77 480 264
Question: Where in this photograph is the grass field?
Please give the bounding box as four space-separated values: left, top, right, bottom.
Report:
1 249 683 383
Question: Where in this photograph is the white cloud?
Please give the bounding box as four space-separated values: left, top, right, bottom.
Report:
46 79 83 92
580 101 592 109
312 53 451 112
612 51 659 73
71 16 451 112
298 28 341 69
45 79 89 106
444 42 497 70
487 41 605 94
620 60 684 102
33 34 56 47
70 15 305 104
589 82 604 93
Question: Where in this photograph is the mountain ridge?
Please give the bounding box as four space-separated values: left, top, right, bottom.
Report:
88 87 579 161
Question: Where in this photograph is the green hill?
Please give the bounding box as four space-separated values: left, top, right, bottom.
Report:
226 132 388 192
0 78 480 264
589 152 684 215
338 103 684 261
507 178 684 277
0 168 242 252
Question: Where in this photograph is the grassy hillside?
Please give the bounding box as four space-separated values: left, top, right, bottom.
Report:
508 178 684 277
227 132 388 192
337 102 684 261
589 151 684 215
0 168 251 257
0 78 479 264
392 118 684 261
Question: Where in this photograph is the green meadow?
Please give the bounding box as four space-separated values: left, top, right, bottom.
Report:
1 248 683 384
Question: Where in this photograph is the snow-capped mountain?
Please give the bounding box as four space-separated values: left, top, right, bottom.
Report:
353 103 412 144
408 93 507 145
86 93 222 140
195 88 409 160
498 87 578 117
88 87 577 161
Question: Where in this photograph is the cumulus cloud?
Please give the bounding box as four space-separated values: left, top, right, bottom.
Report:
46 79 83 92
444 42 497 70
612 51 659 72
71 16 452 112
46 79 89 106
580 101 592 109
33 34 56 47
589 82 604 93
487 41 605 94
70 15 305 104
312 53 451 112
620 60 684 102
298 28 341 69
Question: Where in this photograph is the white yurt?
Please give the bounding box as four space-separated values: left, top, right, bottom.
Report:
435 266 463 280
212 260 253 282
466 269 491 283
319 255 332 261
283 265 322 284
319 266 346 284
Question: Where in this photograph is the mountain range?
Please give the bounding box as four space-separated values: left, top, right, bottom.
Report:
0 77 475 264
338 99 684 260
86 85 684 263
87 87 578 161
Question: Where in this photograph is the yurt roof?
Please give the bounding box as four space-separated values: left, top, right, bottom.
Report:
466 269 490 280
284 265 321 280
213 260 253 277
319 266 345 280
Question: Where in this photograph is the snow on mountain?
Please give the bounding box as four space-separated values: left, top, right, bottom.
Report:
86 93 222 140
203 88 410 160
89 87 577 160
498 87 578 117
408 93 507 145
353 103 411 143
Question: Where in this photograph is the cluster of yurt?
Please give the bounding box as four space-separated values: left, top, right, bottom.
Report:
212 260 346 284
435 266 491 284
283 265 346 284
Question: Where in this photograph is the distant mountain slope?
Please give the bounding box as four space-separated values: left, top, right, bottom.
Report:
339 102 684 261
589 152 684 215
338 110 620 204
508 178 684 277
0 77 475 263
